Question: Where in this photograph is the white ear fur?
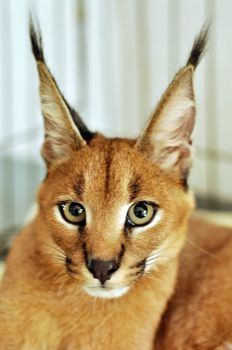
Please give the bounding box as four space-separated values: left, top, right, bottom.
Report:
136 66 195 180
38 62 86 164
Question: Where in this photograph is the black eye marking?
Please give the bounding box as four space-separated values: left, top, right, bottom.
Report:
119 244 125 260
136 259 146 270
73 174 85 198
129 259 146 280
65 256 72 265
128 175 141 202
104 141 113 198
65 256 74 273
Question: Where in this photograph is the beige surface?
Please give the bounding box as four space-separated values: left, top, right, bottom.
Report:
194 210 232 228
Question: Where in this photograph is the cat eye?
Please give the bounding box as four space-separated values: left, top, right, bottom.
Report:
59 202 86 225
126 201 158 227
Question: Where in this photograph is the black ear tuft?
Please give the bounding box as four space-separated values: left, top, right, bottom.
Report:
29 16 44 62
187 25 209 69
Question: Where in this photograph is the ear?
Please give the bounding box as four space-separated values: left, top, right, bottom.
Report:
29 19 94 165
136 66 195 183
136 27 208 186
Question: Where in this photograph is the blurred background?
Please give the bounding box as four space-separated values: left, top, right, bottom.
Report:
0 0 232 236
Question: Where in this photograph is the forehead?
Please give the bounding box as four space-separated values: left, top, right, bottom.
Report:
73 138 143 202
49 136 175 205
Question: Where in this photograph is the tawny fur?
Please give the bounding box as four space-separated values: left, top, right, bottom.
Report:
156 218 232 350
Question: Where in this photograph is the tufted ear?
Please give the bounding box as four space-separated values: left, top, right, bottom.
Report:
136 27 208 186
29 19 94 166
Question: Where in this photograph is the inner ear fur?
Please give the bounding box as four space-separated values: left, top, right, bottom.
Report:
136 66 195 180
29 18 93 165
136 27 208 184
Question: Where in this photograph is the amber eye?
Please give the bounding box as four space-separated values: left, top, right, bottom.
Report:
59 202 86 225
126 201 157 227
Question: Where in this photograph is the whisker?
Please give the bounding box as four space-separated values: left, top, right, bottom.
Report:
44 253 66 261
146 247 169 262
146 255 168 264
145 255 174 267
186 238 216 258
146 250 170 263
146 255 162 263
48 261 66 268
37 241 67 257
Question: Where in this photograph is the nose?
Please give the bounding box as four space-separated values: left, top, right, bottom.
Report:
87 259 119 284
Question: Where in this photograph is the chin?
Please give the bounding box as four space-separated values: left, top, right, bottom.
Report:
83 286 130 299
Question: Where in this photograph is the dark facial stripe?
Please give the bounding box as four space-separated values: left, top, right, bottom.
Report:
74 174 85 198
104 142 113 197
128 175 141 202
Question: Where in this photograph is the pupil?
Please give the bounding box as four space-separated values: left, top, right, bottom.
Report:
69 203 83 216
134 203 147 218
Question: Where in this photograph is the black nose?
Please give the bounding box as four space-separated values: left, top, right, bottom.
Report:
87 259 119 284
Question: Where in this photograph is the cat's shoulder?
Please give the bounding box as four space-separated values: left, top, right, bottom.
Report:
156 215 232 349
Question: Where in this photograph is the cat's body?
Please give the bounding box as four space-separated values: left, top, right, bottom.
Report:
157 217 232 350
0 21 231 350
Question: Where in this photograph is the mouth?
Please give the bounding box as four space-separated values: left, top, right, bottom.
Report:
83 285 130 299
